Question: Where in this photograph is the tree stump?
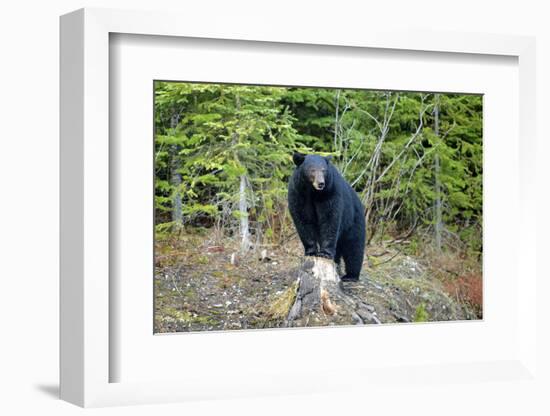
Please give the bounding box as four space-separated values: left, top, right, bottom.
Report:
285 256 380 327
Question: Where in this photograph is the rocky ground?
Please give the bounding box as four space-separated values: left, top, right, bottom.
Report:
154 230 479 333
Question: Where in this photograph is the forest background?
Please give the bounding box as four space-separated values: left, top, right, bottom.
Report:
154 82 483 332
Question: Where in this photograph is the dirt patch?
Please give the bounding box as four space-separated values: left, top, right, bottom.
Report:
154 231 478 333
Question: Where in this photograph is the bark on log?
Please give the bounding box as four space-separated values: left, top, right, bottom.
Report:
286 257 337 325
285 256 379 327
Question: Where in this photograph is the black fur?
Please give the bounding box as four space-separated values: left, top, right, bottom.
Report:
288 153 366 281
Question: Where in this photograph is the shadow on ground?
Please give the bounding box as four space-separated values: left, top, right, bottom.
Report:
34 384 59 399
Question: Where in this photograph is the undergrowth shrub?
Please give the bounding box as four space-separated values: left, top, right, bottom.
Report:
443 272 482 318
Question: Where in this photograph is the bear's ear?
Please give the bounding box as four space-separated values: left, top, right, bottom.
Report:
293 152 306 166
324 155 333 162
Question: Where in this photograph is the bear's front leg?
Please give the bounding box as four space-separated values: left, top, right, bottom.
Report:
289 193 320 256
317 229 338 260
316 203 341 260
293 218 319 256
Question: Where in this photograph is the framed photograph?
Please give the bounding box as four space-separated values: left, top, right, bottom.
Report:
60 8 537 407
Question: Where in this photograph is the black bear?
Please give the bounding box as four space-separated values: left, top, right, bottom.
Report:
288 152 366 282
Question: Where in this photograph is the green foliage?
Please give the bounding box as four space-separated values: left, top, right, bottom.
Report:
155 82 301 238
413 303 429 322
155 82 482 250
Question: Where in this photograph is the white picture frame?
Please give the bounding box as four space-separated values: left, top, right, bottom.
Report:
60 7 537 408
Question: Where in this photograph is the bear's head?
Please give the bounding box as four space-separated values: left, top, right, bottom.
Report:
293 152 333 191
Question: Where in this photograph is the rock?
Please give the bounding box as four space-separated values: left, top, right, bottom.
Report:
351 312 364 325
392 312 410 323
356 308 381 324
259 249 271 262
359 302 375 312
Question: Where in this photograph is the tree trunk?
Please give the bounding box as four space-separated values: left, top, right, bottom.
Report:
239 174 251 252
171 157 182 225
286 257 381 327
433 94 442 252
170 112 182 226
233 94 252 253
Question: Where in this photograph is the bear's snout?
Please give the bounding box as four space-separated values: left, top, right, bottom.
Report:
311 171 325 190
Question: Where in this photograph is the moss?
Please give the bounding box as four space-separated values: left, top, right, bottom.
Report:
264 280 299 320
161 307 217 326
413 303 429 322
369 256 381 267
196 255 209 265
